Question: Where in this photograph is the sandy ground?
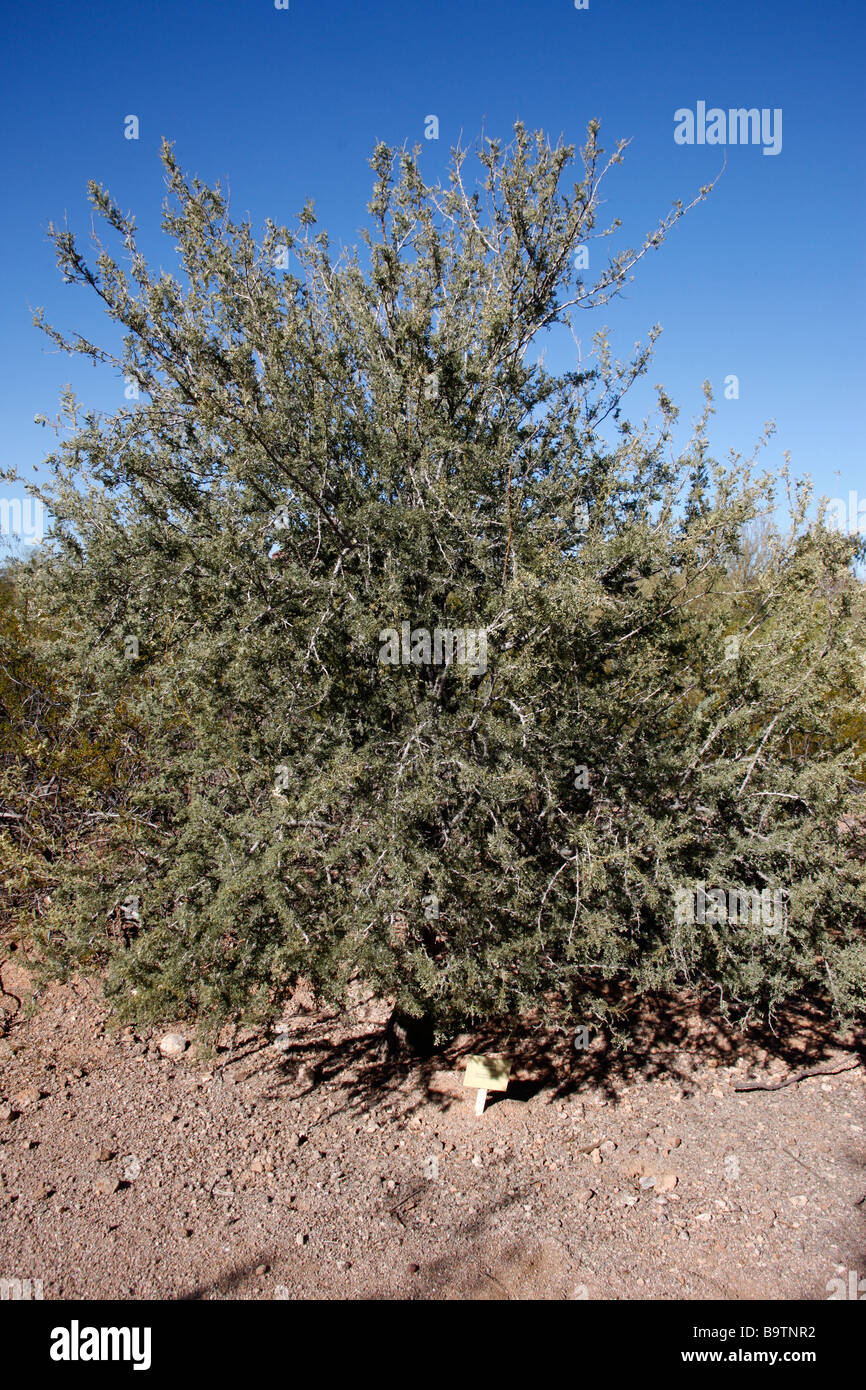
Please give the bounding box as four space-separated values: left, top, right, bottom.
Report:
1 950 864 1302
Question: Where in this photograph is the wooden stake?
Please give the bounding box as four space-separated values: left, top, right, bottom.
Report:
464 1057 511 1115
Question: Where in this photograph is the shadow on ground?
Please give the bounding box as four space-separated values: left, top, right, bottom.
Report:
213 987 865 1135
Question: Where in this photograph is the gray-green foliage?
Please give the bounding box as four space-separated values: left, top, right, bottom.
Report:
12 124 866 1035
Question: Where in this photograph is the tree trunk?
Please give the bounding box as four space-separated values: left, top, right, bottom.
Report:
383 1009 435 1059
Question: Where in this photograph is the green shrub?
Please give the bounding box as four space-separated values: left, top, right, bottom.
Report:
8 125 865 1037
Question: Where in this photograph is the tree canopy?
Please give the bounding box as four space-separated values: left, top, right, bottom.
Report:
4 123 865 1038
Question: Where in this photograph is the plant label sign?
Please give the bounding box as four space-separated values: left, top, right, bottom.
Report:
464 1055 511 1114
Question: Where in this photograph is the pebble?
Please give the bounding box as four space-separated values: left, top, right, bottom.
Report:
121 1155 142 1182
13 1087 42 1109
94 1176 120 1196
158 1033 188 1059
640 1171 677 1192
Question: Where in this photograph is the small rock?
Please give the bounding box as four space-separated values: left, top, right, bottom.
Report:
408 1262 420 1273
32 1182 54 1201
575 1188 596 1204
94 1176 120 1196
255 1263 269 1276
93 1147 116 1163
158 1033 188 1059
589 1148 602 1166
272 1036 292 1052
121 1154 142 1182
599 1140 617 1156
639 1175 657 1190
656 1173 678 1192
0 1102 14 1124
295 1232 307 1246
13 1087 42 1109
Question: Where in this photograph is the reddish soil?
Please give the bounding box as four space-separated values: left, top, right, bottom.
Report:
1 951 864 1301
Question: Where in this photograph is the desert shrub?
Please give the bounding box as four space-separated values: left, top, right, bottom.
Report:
7 125 865 1036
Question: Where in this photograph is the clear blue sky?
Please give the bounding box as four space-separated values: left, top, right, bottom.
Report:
2 0 864 545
